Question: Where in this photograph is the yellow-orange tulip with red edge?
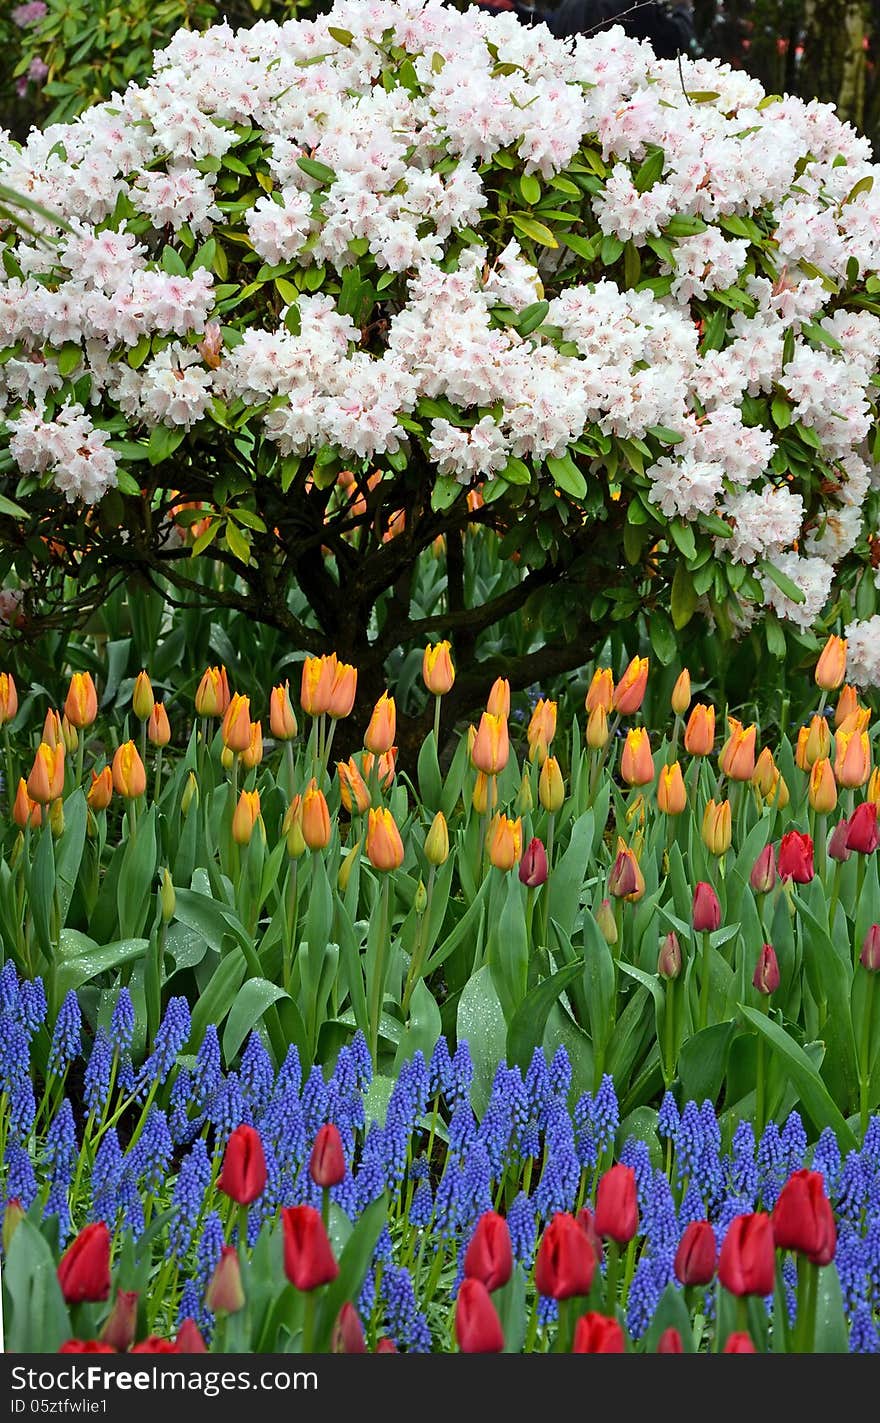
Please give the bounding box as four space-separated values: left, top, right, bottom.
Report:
112 741 146 799
809 758 837 814
13 778 42 829
684 703 715 757
327 661 357 720
195 666 230 718
232 790 261 846
719 717 757 781
222 694 252 754
657 761 686 815
487 813 522 872
362 748 397 788
671 670 691 716
87 766 113 812
42 709 62 748
752 747 778 798
364 692 396 755
241 721 263 770
471 713 509 775
366 806 405 871
794 726 811 772
300 654 336 717
27 742 65 804
586 668 614 714
586 704 609 750
148 703 171 748
612 656 649 715
422 642 455 696
527 699 557 765
834 684 860 729
486 677 510 719
269 683 297 740
815 635 847 692
804 715 831 768
702 798 732 855
132 671 154 722
608 839 645 901
835 730 871 788
338 759 371 815
838 705 870 738
621 728 654 787
64 672 98 729
301 779 331 850
0 673 18 726
538 755 564 812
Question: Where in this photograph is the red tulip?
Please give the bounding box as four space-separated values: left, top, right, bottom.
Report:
594 1164 639 1244
332 1302 366 1354
217 1124 267 1205
723 1331 757 1353
846 801 879 855
718 1213 775 1297
572 1312 625 1353
828 818 853 863
130 1336 179 1353
657 1327 684 1353
205 1245 245 1314
777 830 814 884
692 881 721 933
58 1341 115 1354
674 1221 717 1286
375 1337 398 1353
309 1123 346 1188
99 1289 138 1352
772 1170 836 1266
749 844 776 894
175 1318 208 1353
57 1222 111 1305
454 1278 504 1353
861 924 880 972
282 1205 339 1290
535 1213 596 1299
463 1211 513 1292
753 943 780 996
519 837 548 889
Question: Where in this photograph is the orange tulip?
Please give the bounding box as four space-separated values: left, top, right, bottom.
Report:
269 683 298 741
702 798 732 855
42 709 62 748
423 642 455 696
539 755 565 812
799 714 831 770
671 669 691 716
586 668 614 714
794 726 811 772
612 656 649 715
132 671 154 722
608 839 645 901
222 694 252 754
815 635 847 692
338 758 371 815
87 766 113 812
366 806 405 871
751 747 778 798
301 778 331 849
112 741 146 799
364 692 396 756
486 813 522 872
232 789 261 846
241 721 263 770
300 654 337 717
27 742 65 804
808 758 837 814
148 703 171 748
586 704 610 750
834 684 860 729
12 778 42 829
684 703 715 756
838 705 871 738
768 770 790 808
527 699 557 765
718 717 757 781
621 728 654 787
363 747 397 788
835 729 871 788
657 761 686 815
471 713 509 775
195 666 230 718
327 661 357 720
64 672 98 729
486 677 510 720
0 673 18 726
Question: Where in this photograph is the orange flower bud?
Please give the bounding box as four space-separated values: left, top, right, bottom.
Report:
241 721 263 770
222 694 252 754
195 666 230 718
815 635 847 692
487 813 522 872
423 642 455 697
338 758 370 815
751 747 778 798
621 727 654 787
301 778 331 850
112 741 146 800
327 661 357 720
42 709 62 748
87 766 113 813
0 673 18 726
808 758 837 815
834 684 860 729
657 761 686 815
300 654 336 717
148 703 171 748
269 683 298 741
424 811 450 866
539 754 565 813
586 668 614 714
835 729 872 789
794 726 811 772
838 705 870 738
13 778 42 829
612 656 649 715
608 839 645 901
471 713 509 776
364 692 396 756
64 672 98 730
527 699 557 765
586 704 609 750
718 717 757 782
366 806 404 871
472 771 491 816
232 789 261 846
27 742 65 804
132 671 154 722
363 747 397 788
805 715 830 768
221 746 234 771
702 798 732 856
283 796 306 858
683 703 715 757
670 670 691 717
486 677 510 720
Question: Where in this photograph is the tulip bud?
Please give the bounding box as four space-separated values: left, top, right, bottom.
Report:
454 1277 504 1353
771 1169 836 1266
861 924 880 972
670 668 691 716
515 770 534 815
471 712 509 776
375 1337 398 1354
656 761 686 815
337 758 370 816
828 817 853 863
175 1318 208 1354
49 797 65 838
486 677 510 720
57 1223 111 1304
808 757 837 815
326 660 357 720
270 682 298 740
0 672 18 726
657 1328 684 1354
753 943 780 996
2 1198 25 1253
147 702 170 748
60 716 78 756
205 1246 245 1314
283 796 307 858
332 1303 366 1354
719 716 757 781
527 698 557 765
805 715 831 767
64 672 98 730
692 881 721 933
684 703 715 757
594 1165 638 1243
585 668 614 714
423 641 455 696
364 691 396 755
42 708 62 748
27 742 65 804
586 704 609 750
282 1204 339 1290
464 1211 513 1293
241 720 263 770
100 1290 139 1352
867 768 880 806
621 727 654 787
836 729 871 789
181 771 199 817
535 1213 596 1299
337 839 361 894
717 1212 775 1297
300 654 336 717
132 671 155 722
701 798 731 856
424 811 450 866
195 665 230 718
815 634 847 691
612 655 649 715
658 931 682 980
112 741 146 800
301 779 331 850
410 878 427 916
222 693 252 754
674 1221 716 1286
218 1123 267 1204
232 789 261 846
519 837 548 888
749 844 776 894
487 813 522 872
834 683 860 728
13 778 42 829
723 1332 757 1352
538 755 565 812
752 747 778 798
608 841 645 902
595 898 618 945
366 806 404 871
846 801 879 855
572 1313 626 1354
160 868 176 924
778 829 814 883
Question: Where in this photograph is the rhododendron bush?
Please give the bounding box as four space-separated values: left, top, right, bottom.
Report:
3 0 880 703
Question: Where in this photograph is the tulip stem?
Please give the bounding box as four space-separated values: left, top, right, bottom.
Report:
3 726 15 815
433 695 442 745
699 930 712 1031
664 979 676 1085
369 875 392 1066
153 747 163 803
794 1256 819 1353
402 866 435 1016
859 969 876 1138
540 814 555 947
854 857 868 973
302 1290 316 1354
554 1298 572 1353
604 1241 620 1317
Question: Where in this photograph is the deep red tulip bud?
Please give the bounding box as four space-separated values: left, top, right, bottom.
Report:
828 817 853 863
464 1210 513 1292
131 1336 179 1353
282 1205 339 1290
205 1245 245 1314
535 1212 596 1299
674 1220 717 1286
99 1289 139 1351
846 801 879 855
749 844 776 894
518 837 548 889
217 1124 267 1205
861 924 880 972
309 1123 346 1187
657 1327 684 1353
723 1332 757 1353
753 943 780 996
175 1318 208 1353
777 830 814 884
594 1164 639 1244
658 931 682 980
332 1302 367 1354
717 1212 775 1297
57 1222 111 1304
692 881 721 933
772 1169 836 1265
454 1277 504 1353
572 1312 625 1353
375 1337 398 1353
58 1341 116 1354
